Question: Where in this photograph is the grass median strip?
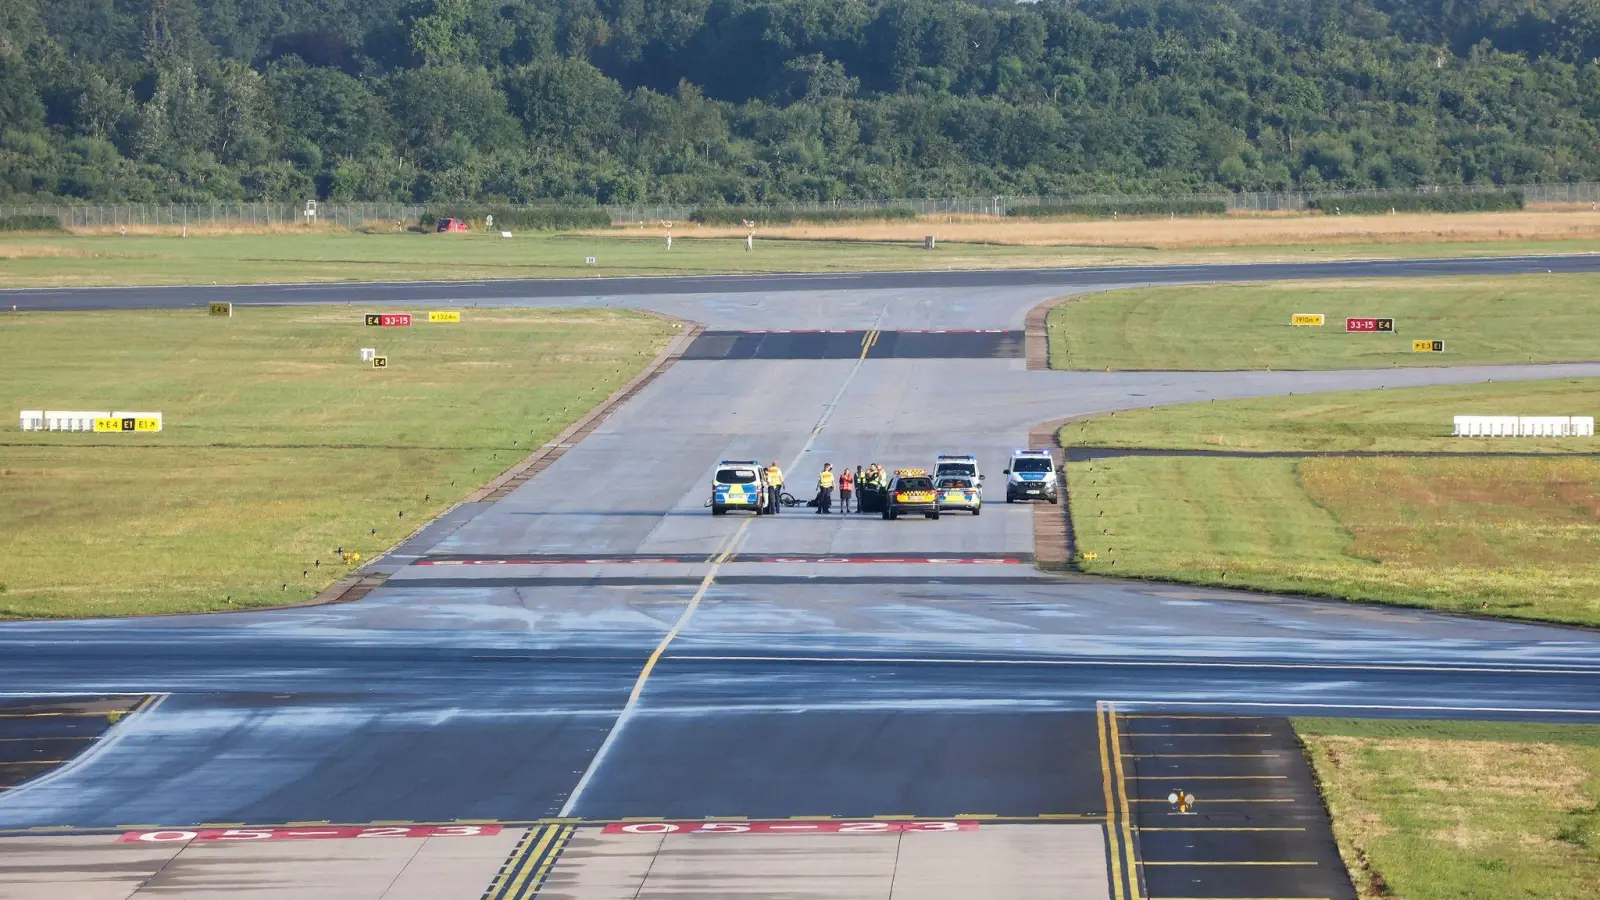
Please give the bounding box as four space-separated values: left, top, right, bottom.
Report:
5 230 1600 289
1063 379 1600 626
0 306 675 618
1296 718 1600 899
1063 379 1600 453
1047 274 1600 370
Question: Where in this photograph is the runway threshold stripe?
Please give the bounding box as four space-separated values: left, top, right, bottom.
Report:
482 824 574 900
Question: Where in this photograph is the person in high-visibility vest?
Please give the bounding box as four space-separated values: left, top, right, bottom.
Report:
764 462 784 514
815 463 835 514
837 465 855 514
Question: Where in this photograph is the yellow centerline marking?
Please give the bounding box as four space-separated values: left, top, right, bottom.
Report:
622 516 751 707
1097 702 1126 900
1108 707 1142 900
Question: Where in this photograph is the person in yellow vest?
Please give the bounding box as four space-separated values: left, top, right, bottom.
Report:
815 463 835 514
764 461 784 514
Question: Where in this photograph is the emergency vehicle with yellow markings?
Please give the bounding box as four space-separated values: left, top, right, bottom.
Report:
934 475 981 515
711 460 766 515
883 468 940 520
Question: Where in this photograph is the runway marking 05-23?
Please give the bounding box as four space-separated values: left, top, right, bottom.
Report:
119 824 500 842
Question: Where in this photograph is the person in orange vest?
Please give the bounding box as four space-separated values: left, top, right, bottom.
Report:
837 465 855 513
815 463 835 514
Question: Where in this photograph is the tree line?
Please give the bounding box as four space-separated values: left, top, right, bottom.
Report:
2 0 1598 204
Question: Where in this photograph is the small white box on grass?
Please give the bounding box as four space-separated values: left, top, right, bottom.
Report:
19 410 42 431
360 348 376 362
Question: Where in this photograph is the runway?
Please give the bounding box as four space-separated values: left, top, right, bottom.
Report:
3 257 1599 899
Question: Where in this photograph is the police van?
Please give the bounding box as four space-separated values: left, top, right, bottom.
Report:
934 454 982 485
1004 449 1057 504
711 460 765 515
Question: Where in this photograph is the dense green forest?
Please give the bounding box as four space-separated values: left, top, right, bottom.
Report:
2 0 1599 203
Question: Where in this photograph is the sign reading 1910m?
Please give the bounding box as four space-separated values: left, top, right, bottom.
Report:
1346 317 1395 332
364 313 412 327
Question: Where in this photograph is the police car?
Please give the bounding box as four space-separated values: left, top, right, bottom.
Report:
1004 449 1057 504
883 468 940 520
934 454 982 484
711 460 765 515
935 475 981 515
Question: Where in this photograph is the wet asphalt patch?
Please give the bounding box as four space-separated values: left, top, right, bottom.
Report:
568 710 1106 820
682 330 1024 359
0 696 148 792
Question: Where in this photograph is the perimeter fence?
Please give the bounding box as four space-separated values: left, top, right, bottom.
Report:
5 181 1599 230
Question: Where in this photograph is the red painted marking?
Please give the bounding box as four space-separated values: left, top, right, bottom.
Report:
601 820 978 835
118 825 500 843
1345 317 1378 332
379 314 412 327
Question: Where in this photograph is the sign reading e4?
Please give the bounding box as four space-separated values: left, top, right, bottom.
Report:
427 311 461 323
365 314 412 327
1412 339 1445 352
1291 314 1325 327
372 356 388 368
209 302 232 317
1346 317 1394 332
93 417 161 432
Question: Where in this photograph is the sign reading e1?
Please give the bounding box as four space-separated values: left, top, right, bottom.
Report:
365 314 412 327
1346 317 1394 332
1413 339 1445 352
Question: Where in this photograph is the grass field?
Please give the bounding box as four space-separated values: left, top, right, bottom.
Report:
675 208 1600 248
0 307 675 618
1296 718 1600 899
1047 274 1600 370
1064 379 1600 625
1064 378 1600 452
3 227 1600 288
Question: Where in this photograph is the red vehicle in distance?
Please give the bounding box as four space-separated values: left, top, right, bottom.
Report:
436 218 469 232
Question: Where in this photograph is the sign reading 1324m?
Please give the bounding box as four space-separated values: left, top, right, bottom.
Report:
1346 317 1394 332
365 313 412 327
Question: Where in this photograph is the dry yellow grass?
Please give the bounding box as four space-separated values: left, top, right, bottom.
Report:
1299 722 1600 900
652 210 1600 248
68 221 362 237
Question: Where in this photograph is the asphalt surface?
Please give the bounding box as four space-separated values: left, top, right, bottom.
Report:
3 257 1600 899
